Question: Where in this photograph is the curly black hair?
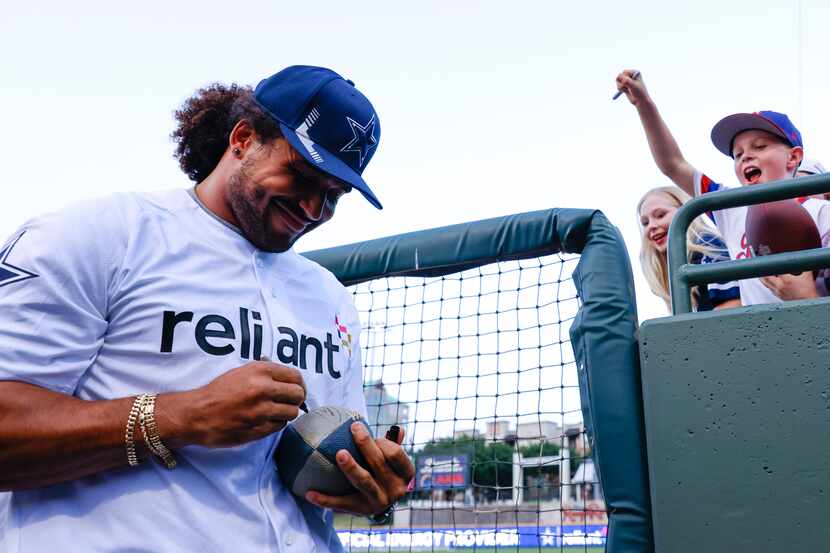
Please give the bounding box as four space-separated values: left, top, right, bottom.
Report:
171 83 281 182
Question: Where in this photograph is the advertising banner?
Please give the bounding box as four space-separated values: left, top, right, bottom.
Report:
336 525 607 549
415 455 468 489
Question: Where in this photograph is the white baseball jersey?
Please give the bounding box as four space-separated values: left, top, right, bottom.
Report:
695 171 830 305
0 188 366 553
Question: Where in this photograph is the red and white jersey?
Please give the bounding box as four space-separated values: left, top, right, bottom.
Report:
694 171 830 306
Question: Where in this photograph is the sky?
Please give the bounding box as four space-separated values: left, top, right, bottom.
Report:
3 0 829 323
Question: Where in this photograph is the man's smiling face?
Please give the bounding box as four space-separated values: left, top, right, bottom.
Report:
732 129 803 186
226 137 350 252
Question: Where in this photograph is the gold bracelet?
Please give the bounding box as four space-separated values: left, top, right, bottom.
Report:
125 394 148 467
138 394 177 470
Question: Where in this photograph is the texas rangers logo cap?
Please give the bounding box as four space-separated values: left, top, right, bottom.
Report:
710 110 803 158
253 65 383 209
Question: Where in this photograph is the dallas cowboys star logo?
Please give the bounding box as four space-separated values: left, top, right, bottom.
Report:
340 114 377 168
0 233 38 288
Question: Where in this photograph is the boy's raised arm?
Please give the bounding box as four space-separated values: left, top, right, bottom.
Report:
616 70 696 196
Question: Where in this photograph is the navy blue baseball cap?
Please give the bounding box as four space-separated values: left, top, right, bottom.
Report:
711 110 803 158
254 65 382 209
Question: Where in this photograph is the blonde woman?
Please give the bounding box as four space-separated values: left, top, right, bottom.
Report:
638 186 741 311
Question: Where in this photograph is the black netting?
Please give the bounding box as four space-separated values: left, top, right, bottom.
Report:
335 253 607 552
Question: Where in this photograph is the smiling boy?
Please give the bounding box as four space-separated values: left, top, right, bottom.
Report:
616 69 830 305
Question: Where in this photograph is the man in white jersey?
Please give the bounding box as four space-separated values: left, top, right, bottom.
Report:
616 69 830 305
0 65 414 552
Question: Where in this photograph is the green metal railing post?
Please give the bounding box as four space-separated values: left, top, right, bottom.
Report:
668 173 830 314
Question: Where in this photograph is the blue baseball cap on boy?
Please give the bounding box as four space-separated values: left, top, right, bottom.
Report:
710 110 803 158
254 65 383 209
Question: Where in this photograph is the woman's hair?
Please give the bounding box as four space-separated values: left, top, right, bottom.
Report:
171 83 282 182
637 186 728 310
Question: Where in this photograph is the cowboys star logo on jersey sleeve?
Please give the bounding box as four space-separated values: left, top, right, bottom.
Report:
0 232 38 288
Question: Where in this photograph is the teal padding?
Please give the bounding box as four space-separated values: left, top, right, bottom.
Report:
304 208 591 286
568 212 653 553
303 208 652 552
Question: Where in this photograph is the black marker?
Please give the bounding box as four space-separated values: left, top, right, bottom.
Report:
386 425 401 443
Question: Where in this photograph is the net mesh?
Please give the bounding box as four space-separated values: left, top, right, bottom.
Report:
336 253 606 551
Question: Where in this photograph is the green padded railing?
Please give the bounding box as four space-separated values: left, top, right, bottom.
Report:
668 173 830 314
305 209 653 553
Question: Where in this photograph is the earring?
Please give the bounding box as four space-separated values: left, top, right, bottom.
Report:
233 148 241 156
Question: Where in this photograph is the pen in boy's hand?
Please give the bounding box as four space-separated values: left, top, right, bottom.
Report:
613 71 640 100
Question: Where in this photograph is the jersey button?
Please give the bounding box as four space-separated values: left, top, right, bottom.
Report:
284 534 293 546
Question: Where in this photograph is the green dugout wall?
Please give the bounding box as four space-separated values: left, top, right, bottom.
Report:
640 175 830 552
640 299 830 552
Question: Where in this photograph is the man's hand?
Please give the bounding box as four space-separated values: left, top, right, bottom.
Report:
760 272 820 301
305 423 415 516
0 360 306 490
615 69 650 107
160 360 306 449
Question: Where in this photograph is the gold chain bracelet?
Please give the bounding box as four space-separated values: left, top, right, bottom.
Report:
138 394 177 470
125 394 148 467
